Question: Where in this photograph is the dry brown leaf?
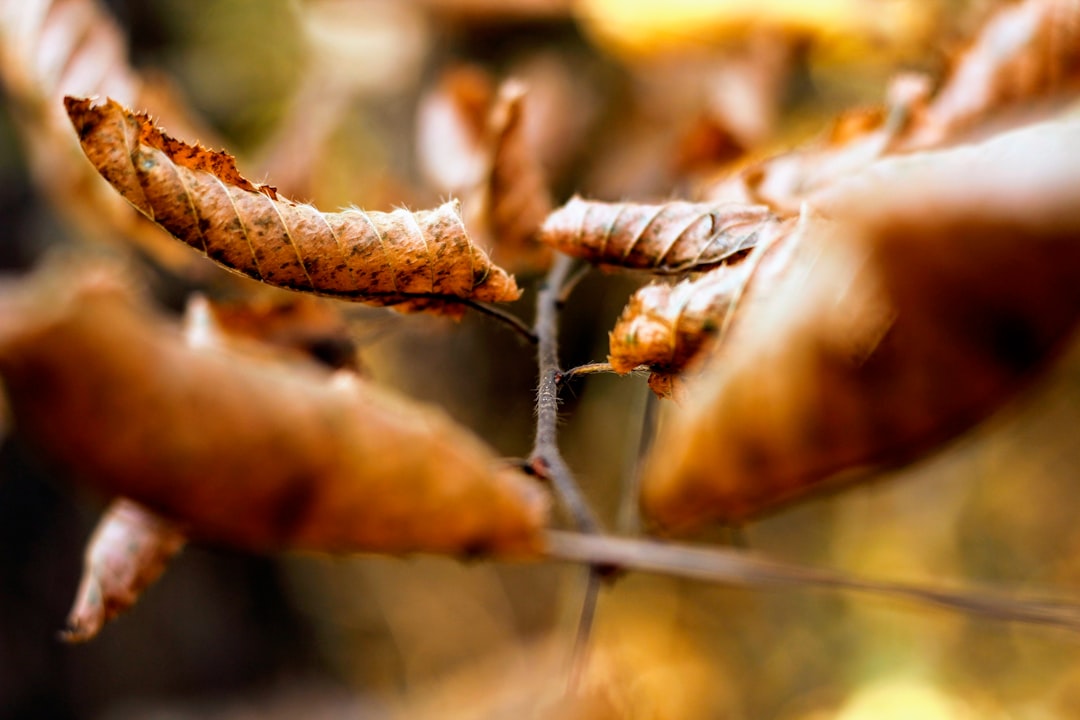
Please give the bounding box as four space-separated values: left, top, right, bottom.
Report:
466 80 554 274
538 197 780 273
416 64 496 196
62 498 186 643
0 0 222 273
671 30 799 179
642 119 1080 531
701 104 911 212
672 113 747 179
194 293 361 371
701 0 1080 213
898 0 1080 149
418 70 555 274
0 260 547 555
607 217 795 395
64 96 521 316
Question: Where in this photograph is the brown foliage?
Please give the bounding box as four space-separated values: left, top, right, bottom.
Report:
616 0 1080 404
607 217 795 394
0 0 220 272
642 119 1080 531
64 96 521 316
898 0 1080 149
417 69 554 274
702 0 1080 212
416 64 496 196
0 261 548 555
62 499 186 643
466 81 554 274
194 294 361 372
539 197 780 273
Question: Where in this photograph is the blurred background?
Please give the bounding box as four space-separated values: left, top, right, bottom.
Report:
2 0 1080 717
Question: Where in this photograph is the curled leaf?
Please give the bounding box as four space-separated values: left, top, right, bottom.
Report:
416 63 496 195
702 0 1080 213
64 96 521 316
538 197 779 273
0 260 548 555
899 0 1080 149
642 119 1080 531
466 80 554 274
608 217 795 395
62 499 186 643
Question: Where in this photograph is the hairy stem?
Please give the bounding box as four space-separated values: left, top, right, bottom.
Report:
529 254 600 534
528 252 605 693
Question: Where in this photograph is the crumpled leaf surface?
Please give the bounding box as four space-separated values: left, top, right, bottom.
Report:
64 96 521 316
642 119 1080 531
62 498 186 643
539 197 780 273
607 216 795 395
0 261 548 555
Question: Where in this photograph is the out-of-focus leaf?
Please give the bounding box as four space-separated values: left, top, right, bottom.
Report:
62 499 186 643
418 70 555 274
0 260 548 555
899 0 1080 149
416 64 496 196
399 623 717 720
192 293 361 372
642 119 1080 531
465 81 554 274
702 0 1080 212
0 0 221 272
670 30 798 180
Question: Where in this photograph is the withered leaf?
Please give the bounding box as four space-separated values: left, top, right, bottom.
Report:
899 0 1080 150
62 498 186 643
538 197 781 273
191 293 361 372
466 80 554 274
702 0 1080 213
0 261 548 555
416 63 497 196
64 96 521 316
607 216 795 395
642 119 1080 532
0 0 221 273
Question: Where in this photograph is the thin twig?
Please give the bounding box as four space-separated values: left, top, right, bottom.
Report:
558 362 616 383
462 299 538 344
567 570 602 694
543 531 1080 631
617 389 658 536
527 252 605 694
559 362 650 385
528 254 600 534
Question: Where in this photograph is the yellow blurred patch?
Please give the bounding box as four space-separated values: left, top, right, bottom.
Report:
573 0 932 59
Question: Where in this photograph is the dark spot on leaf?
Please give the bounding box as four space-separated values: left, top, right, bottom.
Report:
269 475 318 541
